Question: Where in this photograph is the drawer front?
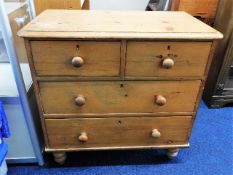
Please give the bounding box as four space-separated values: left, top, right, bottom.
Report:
126 42 211 77
45 116 192 149
39 81 201 115
31 41 121 76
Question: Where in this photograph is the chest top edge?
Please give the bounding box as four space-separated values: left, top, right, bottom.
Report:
18 10 223 40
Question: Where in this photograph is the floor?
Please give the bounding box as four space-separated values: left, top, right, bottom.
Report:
8 101 233 175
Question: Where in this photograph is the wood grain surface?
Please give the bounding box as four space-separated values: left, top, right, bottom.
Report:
19 10 223 155
177 0 219 19
33 0 81 15
39 81 201 115
126 41 211 77
18 10 223 39
45 116 192 149
7 3 30 63
31 41 121 76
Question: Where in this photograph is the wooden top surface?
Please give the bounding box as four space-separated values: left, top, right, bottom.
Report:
19 10 223 40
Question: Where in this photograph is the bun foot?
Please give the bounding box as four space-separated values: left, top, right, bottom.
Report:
166 148 179 159
53 152 67 165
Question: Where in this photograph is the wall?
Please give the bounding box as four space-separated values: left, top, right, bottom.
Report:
90 0 149 11
4 103 36 163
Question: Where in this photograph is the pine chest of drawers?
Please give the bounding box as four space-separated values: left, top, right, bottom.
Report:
19 10 222 164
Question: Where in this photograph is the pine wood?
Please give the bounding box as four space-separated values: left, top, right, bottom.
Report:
33 0 90 15
39 81 201 115
166 148 179 159
33 0 81 15
18 10 223 40
126 41 212 77
151 129 161 138
170 0 219 25
30 41 121 77
155 95 167 106
7 2 30 63
71 56 84 67
162 58 174 69
52 152 66 165
75 95 86 106
45 116 192 149
24 39 50 146
45 144 190 152
120 40 127 80
19 10 222 162
78 132 88 142
175 0 219 18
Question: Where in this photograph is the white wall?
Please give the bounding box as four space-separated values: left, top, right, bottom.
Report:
5 103 36 162
90 0 150 11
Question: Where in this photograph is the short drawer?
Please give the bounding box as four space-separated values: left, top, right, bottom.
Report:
45 116 192 149
126 41 211 77
39 81 201 115
31 41 121 76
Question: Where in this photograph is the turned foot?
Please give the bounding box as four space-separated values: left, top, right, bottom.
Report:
53 152 67 165
166 148 179 159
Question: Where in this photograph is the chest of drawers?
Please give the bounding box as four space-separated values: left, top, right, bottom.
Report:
19 10 222 164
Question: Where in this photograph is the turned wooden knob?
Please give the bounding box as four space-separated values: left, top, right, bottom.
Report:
151 129 161 138
75 95 85 106
72 56 84 67
162 57 174 69
155 95 167 106
78 132 88 142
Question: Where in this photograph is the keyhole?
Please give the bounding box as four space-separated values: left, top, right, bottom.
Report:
167 45 171 50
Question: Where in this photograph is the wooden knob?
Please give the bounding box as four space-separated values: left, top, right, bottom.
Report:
78 132 88 142
155 95 166 106
151 129 161 138
72 56 84 67
162 57 174 69
75 95 85 106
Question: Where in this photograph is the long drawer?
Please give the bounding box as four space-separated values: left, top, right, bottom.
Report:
45 116 192 149
126 41 211 77
39 81 201 115
30 41 121 77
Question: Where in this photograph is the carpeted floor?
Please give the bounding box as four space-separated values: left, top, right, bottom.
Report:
8 101 233 175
